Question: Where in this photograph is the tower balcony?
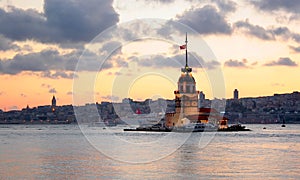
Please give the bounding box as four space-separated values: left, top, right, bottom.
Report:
181 67 192 73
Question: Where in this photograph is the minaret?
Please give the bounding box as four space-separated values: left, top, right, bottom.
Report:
51 95 56 112
234 89 239 100
174 33 199 118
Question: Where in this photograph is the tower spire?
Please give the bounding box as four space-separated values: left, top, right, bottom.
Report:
181 32 192 73
185 32 188 68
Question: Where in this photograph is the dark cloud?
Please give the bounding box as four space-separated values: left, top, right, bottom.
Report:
264 57 298 67
44 0 119 43
234 20 274 40
176 5 232 35
224 59 249 68
0 6 48 42
48 88 57 94
0 49 65 74
0 49 114 76
0 0 119 44
252 0 300 14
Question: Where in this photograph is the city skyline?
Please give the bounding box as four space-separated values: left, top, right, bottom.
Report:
0 0 299 110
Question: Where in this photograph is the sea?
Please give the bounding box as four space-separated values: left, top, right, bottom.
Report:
0 124 299 179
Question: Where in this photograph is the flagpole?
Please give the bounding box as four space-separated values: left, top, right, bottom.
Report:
185 32 188 68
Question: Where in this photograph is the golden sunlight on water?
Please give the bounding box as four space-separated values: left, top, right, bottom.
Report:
0 124 299 179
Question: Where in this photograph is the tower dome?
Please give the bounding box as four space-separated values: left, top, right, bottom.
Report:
178 73 195 83
178 73 196 94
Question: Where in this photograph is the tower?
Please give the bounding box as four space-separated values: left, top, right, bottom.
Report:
165 33 228 128
234 89 239 100
174 33 199 117
51 95 56 112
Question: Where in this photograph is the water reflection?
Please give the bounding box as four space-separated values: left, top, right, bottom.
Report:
0 124 300 179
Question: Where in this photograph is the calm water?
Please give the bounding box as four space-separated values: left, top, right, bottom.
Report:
0 124 299 179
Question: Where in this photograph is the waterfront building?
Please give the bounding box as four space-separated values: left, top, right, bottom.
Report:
199 91 205 101
199 91 205 107
234 89 239 100
165 34 228 128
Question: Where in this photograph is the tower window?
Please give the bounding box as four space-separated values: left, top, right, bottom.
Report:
186 85 190 93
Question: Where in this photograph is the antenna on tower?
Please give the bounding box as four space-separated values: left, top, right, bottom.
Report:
185 32 188 68
181 32 192 73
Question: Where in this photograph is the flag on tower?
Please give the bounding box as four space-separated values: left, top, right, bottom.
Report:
180 44 186 50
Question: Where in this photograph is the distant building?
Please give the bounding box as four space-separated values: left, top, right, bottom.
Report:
234 89 239 100
122 98 133 104
199 91 205 108
51 95 56 112
199 91 205 101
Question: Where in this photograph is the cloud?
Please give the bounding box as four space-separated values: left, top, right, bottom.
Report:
41 71 75 79
143 0 175 4
22 45 33 52
252 0 300 14
48 88 57 94
0 6 48 42
212 0 237 14
272 27 300 43
175 5 232 35
0 49 66 74
289 45 300 53
99 41 123 59
20 93 27 97
41 83 51 88
0 48 115 76
101 95 120 102
0 35 19 51
234 20 300 43
0 0 119 44
224 59 249 68
67 91 73 95
251 0 300 22
9 105 19 110
264 57 298 67
271 83 285 87
136 52 220 69
234 20 274 40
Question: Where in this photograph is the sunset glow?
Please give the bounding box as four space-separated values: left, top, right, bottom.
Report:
0 0 299 110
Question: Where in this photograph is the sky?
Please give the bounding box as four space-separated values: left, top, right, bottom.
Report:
0 0 299 110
